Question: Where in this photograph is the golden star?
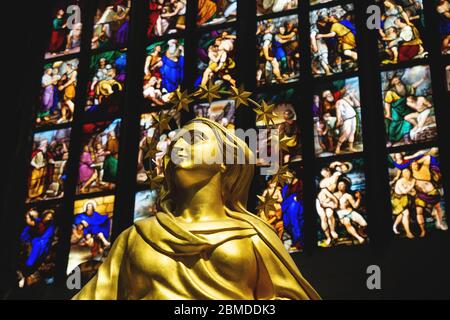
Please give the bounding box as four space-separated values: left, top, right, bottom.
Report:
140 134 159 161
279 133 297 152
271 165 293 187
195 80 222 103
144 149 158 161
228 85 252 108
254 100 277 126
152 112 171 132
146 170 165 189
143 138 159 161
170 87 194 112
256 193 278 217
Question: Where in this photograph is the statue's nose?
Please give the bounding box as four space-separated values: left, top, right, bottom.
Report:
174 136 188 149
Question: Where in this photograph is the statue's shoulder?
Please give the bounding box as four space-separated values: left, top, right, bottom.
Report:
130 216 161 244
107 217 158 246
133 216 158 232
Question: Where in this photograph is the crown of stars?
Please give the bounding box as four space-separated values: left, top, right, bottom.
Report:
140 84 296 195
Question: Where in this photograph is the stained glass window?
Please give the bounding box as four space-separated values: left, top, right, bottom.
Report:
256 14 300 86
446 65 450 90
143 39 184 107
437 0 450 55
4 0 449 296
256 0 298 16
197 0 237 26
45 0 83 59
86 50 127 117
197 28 237 87
67 195 115 274
137 112 180 186
255 165 305 253
256 89 302 165
37 59 79 127
77 120 121 194
92 0 131 50
381 65 437 147
388 148 446 238
27 128 71 203
316 158 368 247
193 99 237 129
17 204 60 287
310 3 358 77
311 0 336 5
376 0 427 65
134 190 158 221
378 2 448 240
312 77 363 157
147 0 186 38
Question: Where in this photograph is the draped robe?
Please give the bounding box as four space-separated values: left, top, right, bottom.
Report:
73 210 320 300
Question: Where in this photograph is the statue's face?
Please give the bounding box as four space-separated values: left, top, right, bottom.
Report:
171 122 223 187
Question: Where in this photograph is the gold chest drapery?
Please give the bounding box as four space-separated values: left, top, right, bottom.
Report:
73 210 320 300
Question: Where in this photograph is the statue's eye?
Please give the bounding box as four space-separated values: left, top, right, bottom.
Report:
192 131 206 143
175 129 208 145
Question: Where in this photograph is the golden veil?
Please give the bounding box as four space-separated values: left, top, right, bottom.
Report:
73 118 320 300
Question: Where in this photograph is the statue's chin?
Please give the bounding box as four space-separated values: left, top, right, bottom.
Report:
173 160 195 169
174 166 220 189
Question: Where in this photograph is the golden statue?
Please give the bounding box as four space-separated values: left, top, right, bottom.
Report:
73 118 320 300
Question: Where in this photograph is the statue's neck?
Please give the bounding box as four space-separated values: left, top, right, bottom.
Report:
175 173 227 223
